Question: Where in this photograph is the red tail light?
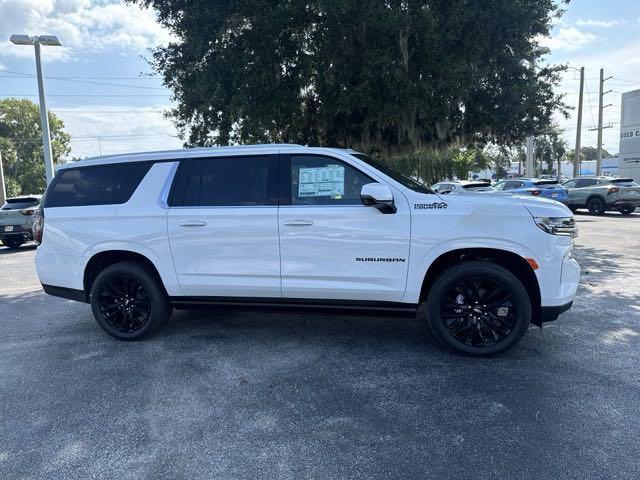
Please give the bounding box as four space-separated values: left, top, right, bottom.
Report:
530 190 541 196
20 208 36 216
33 208 44 245
607 187 619 195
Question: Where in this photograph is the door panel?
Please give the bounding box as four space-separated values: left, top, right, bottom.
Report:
166 155 281 297
279 154 411 302
167 208 280 297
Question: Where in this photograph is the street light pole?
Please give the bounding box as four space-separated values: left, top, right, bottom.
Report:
9 34 62 186
574 67 584 177
33 42 55 185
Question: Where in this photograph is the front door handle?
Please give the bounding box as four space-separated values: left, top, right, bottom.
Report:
179 220 207 227
283 220 313 226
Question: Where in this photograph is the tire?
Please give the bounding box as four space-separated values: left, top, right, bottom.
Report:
586 197 605 216
90 261 171 340
619 206 636 215
2 238 24 249
420 261 531 356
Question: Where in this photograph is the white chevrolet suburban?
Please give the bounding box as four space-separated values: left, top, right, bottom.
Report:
34 145 580 355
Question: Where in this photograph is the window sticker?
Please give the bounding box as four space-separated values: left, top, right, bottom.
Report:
298 165 345 197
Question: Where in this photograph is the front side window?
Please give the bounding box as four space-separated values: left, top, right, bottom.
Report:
576 179 597 188
44 162 152 208
562 180 577 188
171 155 279 207
290 155 372 206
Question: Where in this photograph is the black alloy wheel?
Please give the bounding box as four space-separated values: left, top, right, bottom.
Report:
422 261 531 355
587 197 605 216
440 277 516 347
90 261 171 340
97 274 151 333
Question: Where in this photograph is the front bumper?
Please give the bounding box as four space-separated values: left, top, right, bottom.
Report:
540 301 573 322
609 198 640 208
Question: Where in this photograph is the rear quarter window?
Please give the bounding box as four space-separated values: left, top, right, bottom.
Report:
43 162 152 208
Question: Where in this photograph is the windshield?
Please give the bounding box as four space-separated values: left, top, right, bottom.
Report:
351 154 434 194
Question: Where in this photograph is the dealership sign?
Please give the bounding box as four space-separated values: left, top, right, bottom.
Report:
619 89 640 178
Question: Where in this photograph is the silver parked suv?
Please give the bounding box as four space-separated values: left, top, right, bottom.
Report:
0 195 41 249
562 177 640 215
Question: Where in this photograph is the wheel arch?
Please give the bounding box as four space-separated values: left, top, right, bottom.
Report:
83 250 167 301
419 247 543 325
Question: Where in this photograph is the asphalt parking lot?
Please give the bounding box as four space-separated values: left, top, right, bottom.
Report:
1 211 639 479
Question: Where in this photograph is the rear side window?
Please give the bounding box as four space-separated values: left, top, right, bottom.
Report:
43 162 152 208
170 155 279 207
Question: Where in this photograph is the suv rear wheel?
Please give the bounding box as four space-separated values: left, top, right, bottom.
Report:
421 261 531 355
587 197 605 215
619 206 636 215
90 261 171 340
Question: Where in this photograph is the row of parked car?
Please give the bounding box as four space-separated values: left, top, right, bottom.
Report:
432 176 640 216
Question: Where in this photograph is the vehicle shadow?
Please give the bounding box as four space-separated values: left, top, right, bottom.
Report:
0 243 37 255
574 210 639 220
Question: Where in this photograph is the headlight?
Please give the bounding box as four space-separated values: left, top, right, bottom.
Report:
534 217 578 238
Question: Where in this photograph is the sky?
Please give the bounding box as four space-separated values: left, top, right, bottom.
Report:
0 0 639 160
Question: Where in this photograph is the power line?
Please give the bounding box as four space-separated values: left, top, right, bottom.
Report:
0 69 167 91
0 93 170 97
0 68 162 80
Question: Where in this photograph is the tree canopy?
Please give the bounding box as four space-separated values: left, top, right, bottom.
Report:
0 98 71 196
131 0 569 154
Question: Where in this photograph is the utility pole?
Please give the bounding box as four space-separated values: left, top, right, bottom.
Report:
594 68 613 176
574 67 584 177
525 136 535 177
0 150 6 205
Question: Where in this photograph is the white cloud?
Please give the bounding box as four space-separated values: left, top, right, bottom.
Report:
539 27 597 52
575 19 622 28
0 0 174 62
53 105 182 159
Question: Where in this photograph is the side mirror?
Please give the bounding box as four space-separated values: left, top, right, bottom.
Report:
360 183 396 214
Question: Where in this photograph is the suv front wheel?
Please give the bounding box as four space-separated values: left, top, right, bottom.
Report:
90 261 171 340
421 261 531 355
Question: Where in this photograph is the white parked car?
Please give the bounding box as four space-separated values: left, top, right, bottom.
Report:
35 145 580 355
431 181 495 194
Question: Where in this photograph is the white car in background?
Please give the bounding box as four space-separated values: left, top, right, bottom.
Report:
431 181 495 194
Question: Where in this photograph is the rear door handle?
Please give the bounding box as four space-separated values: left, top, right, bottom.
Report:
283 220 313 226
179 220 207 227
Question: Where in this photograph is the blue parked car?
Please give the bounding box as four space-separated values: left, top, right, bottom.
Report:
493 179 569 204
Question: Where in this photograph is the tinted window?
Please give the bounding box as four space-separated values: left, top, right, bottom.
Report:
2 198 40 210
610 179 639 187
171 156 279 207
504 181 523 190
44 163 152 208
562 180 577 188
351 154 433 194
291 155 373 205
576 179 598 188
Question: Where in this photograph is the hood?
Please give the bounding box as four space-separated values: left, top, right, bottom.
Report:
412 190 572 218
